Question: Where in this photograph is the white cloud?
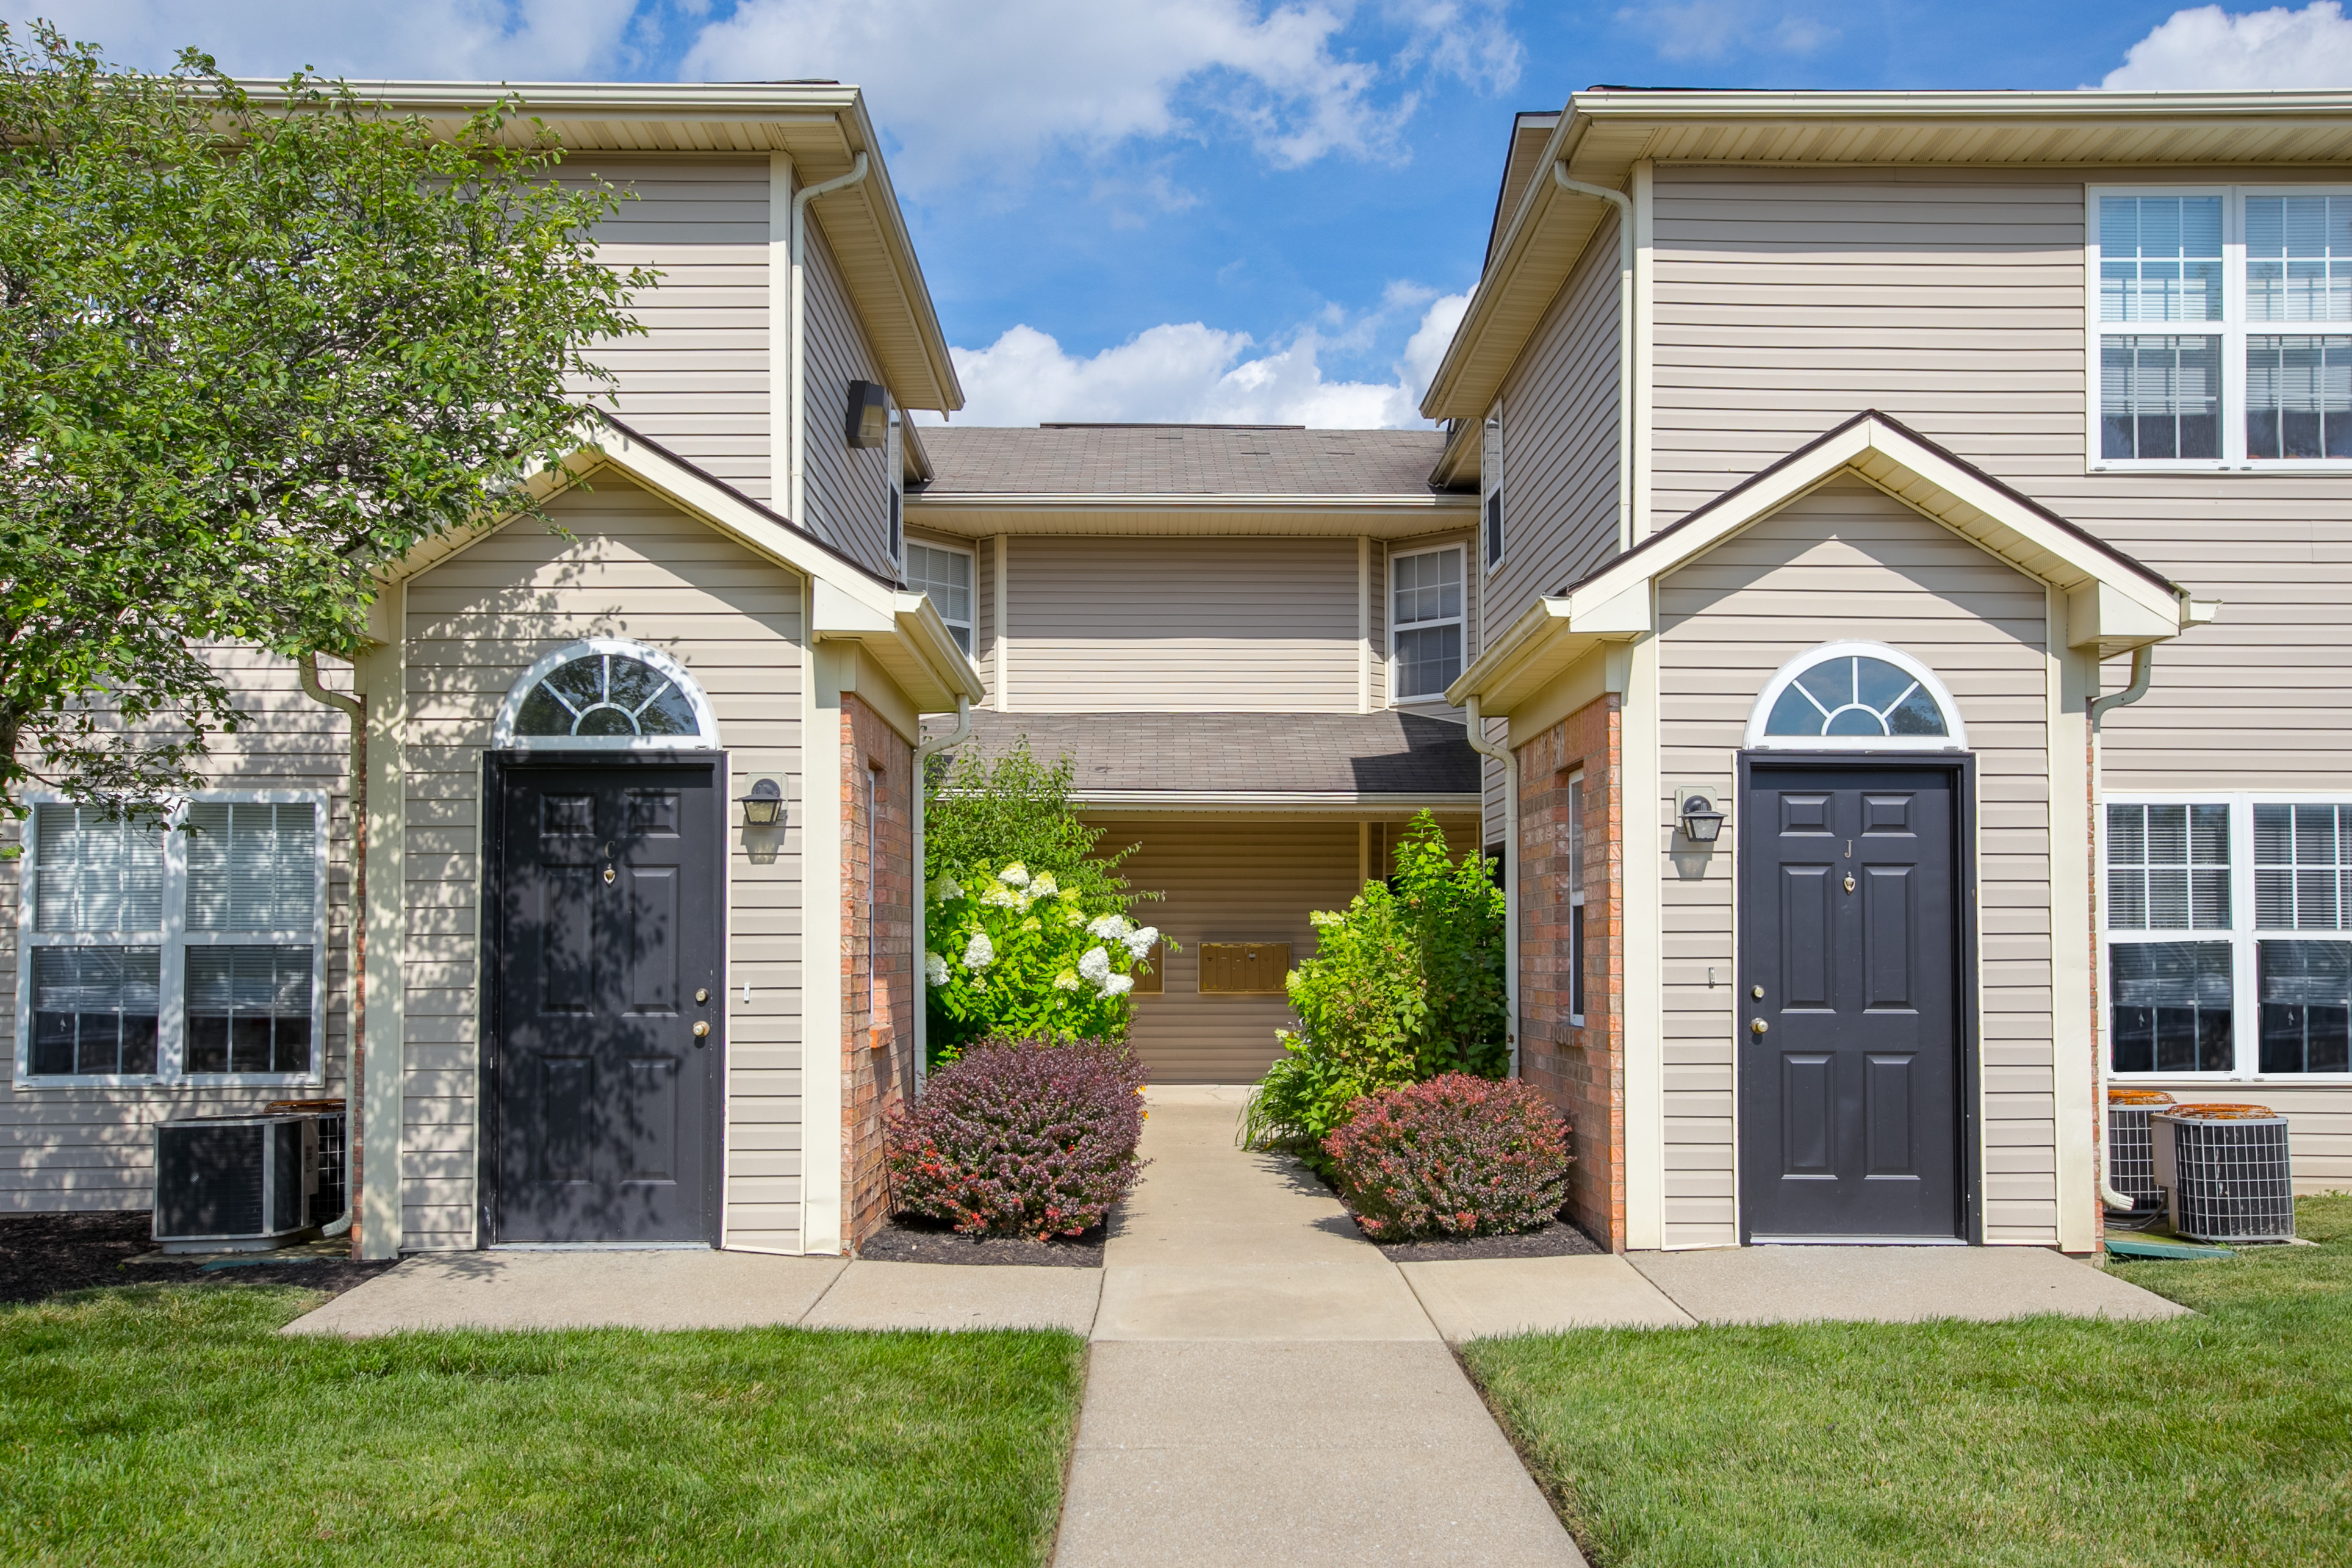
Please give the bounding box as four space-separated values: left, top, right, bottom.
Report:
679 0 1514 189
1623 1 1838 65
924 289 1470 429
24 0 642 79
2100 3 2352 88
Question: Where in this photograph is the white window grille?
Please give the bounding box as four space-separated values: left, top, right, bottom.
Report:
2090 188 2352 469
906 541 975 654
18 794 328 1085
2104 794 2352 1079
491 639 721 751
1391 544 1465 702
1744 642 1966 751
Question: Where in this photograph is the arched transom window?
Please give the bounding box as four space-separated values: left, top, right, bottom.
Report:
1745 642 1966 751
492 639 721 749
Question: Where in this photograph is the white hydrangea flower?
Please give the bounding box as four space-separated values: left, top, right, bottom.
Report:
1077 946 1111 985
1063 907 1087 927
1052 970 1082 991
980 881 1020 908
930 876 965 903
1123 924 1159 959
924 951 948 987
1087 913 1127 941
1101 973 1134 998
1029 870 1059 897
999 861 1030 887
963 931 995 970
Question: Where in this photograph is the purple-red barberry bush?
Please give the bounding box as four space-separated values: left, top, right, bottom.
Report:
1323 1073 1573 1240
887 1037 1147 1241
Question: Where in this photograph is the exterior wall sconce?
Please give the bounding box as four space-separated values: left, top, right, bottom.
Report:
1678 791 1725 844
845 380 888 448
738 777 785 827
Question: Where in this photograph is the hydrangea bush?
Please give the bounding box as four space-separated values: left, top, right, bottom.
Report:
925 860 1164 1059
886 1036 1148 1240
1322 1073 1573 1240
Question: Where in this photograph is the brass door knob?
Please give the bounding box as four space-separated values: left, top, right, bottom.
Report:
1750 1018 1769 1035
692 1020 711 1039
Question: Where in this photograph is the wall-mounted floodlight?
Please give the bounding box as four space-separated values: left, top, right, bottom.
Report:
845 380 888 448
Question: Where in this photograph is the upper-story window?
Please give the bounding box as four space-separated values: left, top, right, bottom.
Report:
1392 544 1465 702
907 541 974 653
2092 188 2352 469
17 794 328 1085
1480 403 1505 569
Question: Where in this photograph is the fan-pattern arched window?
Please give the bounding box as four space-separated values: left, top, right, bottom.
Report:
492 639 719 749
1746 642 1965 751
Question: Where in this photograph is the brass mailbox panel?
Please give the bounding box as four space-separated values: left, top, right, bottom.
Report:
1196 942 1290 995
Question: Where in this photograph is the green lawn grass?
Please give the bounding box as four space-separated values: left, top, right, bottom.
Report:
1464 1193 2352 1568
0 1284 1083 1567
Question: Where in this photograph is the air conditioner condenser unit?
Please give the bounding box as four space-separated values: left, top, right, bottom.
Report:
2151 1103 2295 1244
153 1112 320 1253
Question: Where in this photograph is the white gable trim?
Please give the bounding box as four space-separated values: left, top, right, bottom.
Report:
1448 413 2207 713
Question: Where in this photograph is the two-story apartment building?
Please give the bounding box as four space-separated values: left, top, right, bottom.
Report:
11 80 2351 1268
1434 89 2352 1257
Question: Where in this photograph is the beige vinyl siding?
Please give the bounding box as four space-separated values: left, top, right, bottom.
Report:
1009 536 1361 711
1365 537 1389 710
577 157 772 501
1645 162 2352 794
799 213 895 575
980 536 1001 705
1495 203 1625 616
1098 813 1479 1082
1656 478 2057 1247
0 650 355 1212
400 474 805 1253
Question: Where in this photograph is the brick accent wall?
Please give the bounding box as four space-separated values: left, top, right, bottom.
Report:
1517 694 1626 1250
841 696 916 1249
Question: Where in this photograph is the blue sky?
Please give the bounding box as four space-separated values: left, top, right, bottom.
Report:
24 2 2352 423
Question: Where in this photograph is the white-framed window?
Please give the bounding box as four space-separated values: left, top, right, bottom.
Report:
2103 794 2352 1079
1390 544 1465 702
2090 187 2352 470
1744 641 1967 751
905 540 974 654
1565 769 1588 1027
16 793 329 1087
491 638 721 751
1481 403 1505 569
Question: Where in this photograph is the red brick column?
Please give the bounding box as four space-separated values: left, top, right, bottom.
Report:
1516 694 1627 1250
841 695 916 1250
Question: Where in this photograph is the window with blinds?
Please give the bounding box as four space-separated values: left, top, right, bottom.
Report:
2093 188 2352 468
18 794 325 1083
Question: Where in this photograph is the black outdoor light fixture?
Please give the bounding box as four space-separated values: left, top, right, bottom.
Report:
845 379 888 448
1678 791 1725 844
739 778 785 827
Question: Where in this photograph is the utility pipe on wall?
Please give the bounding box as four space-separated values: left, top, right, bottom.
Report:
297 653 365 1252
1464 695 1519 1077
787 153 870 529
910 696 973 1096
1553 164 1636 553
2088 642 2159 1212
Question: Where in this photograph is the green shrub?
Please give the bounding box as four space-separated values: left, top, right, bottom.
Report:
1325 1073 1572 1239
1243 812 1508 1153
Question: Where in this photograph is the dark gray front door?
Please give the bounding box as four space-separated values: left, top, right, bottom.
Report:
1738 760 1966 1241
488 757 722 1244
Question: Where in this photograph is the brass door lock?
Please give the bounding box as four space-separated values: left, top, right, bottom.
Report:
1750 1018 1769 1035
692 1020 711 1040
694 988 710 1004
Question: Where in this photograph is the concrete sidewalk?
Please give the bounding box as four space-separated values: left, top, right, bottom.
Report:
1051 1085 1586 1568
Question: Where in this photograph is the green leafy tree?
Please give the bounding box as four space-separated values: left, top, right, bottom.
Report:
1242 811 1508 1152
923 737 1135 906
0 24 652 807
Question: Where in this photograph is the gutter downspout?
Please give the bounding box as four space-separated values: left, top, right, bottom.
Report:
2089 642 2157 1211
297 652 364 1248
1464 695 1519 1077
1553 164 1636 553
911 696 973 1096
788 152 871 529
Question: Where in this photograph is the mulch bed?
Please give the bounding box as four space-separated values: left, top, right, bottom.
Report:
1364 1208 1607 1262
0 1211 397 1306
858 1213 1106 1268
